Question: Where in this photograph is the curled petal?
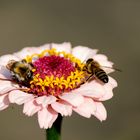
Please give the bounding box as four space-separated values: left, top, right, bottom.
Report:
35 95 57 108
23 100 41 116
51 101 72 116
59 93 84 107
9 90 34 105
38 107 58 129
47 107 58 128
72 46 98 62
0 94 9 110
74 81 105 99
73 98 96 118
92 102 107 121
51 42 72 53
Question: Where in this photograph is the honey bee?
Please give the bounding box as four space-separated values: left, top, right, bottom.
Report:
6 59 34 86
83 58 109 83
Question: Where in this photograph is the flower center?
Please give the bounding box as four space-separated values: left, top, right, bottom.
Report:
33 55 75 79
25 49 85 96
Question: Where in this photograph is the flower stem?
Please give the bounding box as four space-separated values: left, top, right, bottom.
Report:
46 115 63 140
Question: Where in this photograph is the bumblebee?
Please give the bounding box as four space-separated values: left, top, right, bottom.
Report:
6 59 34 86
83 58 109 83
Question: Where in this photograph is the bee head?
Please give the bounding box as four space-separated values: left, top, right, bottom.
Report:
6 60 17 70
86 58 93 64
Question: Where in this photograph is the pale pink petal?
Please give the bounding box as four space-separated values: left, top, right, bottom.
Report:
92 102 107 121
93 54 108 61
14 44 51 59
47 107 58 128
73 80 105 99
38 108 50 129
73 98 96 118
51 101 72 116
51 42 72 53
29 44 51 63
99 86 113 101
9 90 34 105
72 46 98 62
23 100 41 116
14 47 38 59
0 54 19 66
0 80 18 95
38 43 51 52
59 93 84 107
99 76 117 101
108 76 118 88
38 107 58 129
0 65 11 79
35 95 57 107
0 94 9 110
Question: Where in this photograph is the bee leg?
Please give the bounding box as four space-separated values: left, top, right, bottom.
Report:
86 74 94 82
11 74 18 82
82 66 87 71
21 88 30 92
80 74 94 85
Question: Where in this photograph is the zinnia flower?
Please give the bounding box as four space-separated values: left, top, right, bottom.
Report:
0 42 117 129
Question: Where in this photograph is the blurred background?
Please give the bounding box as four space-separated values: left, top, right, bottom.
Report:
0 0 139 140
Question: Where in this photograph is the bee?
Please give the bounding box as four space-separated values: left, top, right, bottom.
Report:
83 58 109 83
6 59 34 86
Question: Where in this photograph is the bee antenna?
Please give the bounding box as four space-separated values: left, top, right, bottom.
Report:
113 67 122 72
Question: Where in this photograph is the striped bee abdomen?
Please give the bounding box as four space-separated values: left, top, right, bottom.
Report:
95 68 109 83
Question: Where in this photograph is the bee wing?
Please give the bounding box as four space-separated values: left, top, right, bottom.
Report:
101 66 122 72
